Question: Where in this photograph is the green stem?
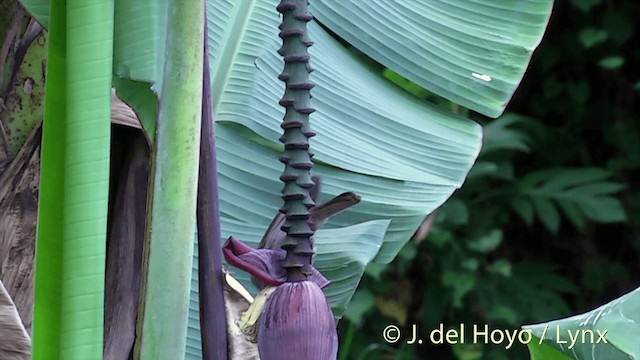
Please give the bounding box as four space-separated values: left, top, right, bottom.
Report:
134 1 204 359
338 321 355 360
277 0 316 282
32 0 114 358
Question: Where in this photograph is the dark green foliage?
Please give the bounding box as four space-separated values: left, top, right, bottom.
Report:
337 1 640 358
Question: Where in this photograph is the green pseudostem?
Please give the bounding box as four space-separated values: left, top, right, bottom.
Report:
32 0 114 359
277 0 316 282
134 1 204 359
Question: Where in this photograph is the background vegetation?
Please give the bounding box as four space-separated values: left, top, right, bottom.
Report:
336 1 640 359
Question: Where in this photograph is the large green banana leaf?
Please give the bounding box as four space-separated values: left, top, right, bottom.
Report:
309 0 554 118
523 286 640 359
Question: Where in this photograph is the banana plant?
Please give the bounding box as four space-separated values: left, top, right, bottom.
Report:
1 0 554 359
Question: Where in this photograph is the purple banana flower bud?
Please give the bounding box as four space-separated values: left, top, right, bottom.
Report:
258 281 338 360
222 237 337 359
